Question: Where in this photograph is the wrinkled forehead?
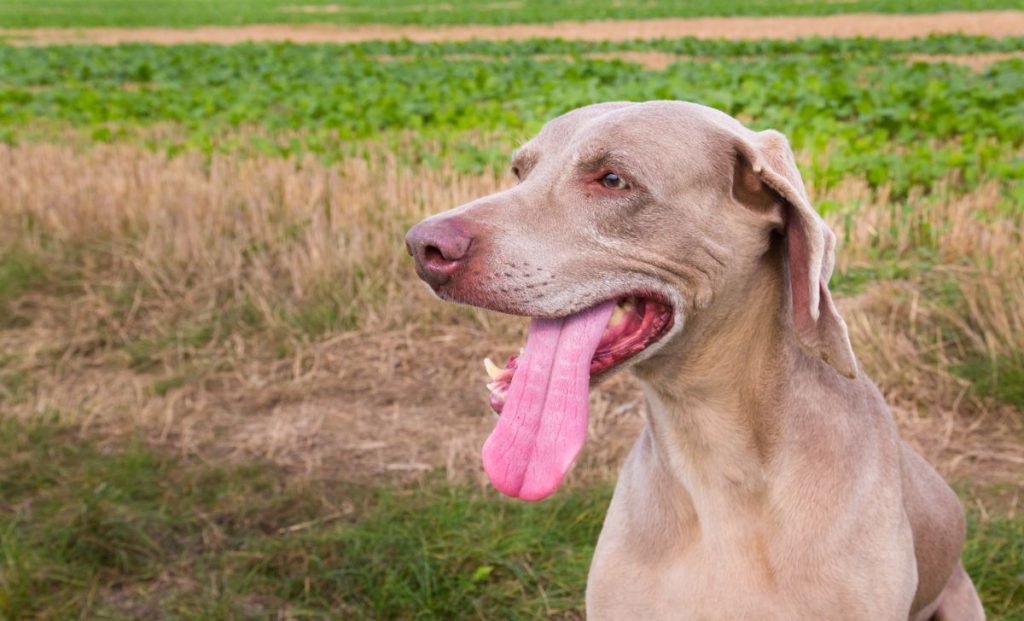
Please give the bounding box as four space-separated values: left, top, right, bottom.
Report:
513 101 744 182
533 102 636 147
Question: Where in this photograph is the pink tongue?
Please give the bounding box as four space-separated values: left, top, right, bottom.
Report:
481 301 616 501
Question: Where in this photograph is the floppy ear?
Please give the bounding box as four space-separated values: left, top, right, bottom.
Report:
732 129 857 379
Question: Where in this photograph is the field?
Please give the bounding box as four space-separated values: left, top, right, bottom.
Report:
1 3 1023 619
3 0 1024 28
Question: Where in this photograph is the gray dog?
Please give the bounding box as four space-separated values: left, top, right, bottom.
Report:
406 101 984 620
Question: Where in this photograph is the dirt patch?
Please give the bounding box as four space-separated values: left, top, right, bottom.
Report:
279 3 451 15
372 49 1022 71
587 50 1024 70
279 2 523 14
376 51 686 69
584 51 682 70
4 11 1023 46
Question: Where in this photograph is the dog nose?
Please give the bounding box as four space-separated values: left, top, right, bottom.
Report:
406 219 473 288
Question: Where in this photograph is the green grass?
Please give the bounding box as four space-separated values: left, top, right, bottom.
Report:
0 250 47 328
965 513 1024 619
2 0 1023 29
0 355 34 406
0 418 1020 619
956 354 1024 411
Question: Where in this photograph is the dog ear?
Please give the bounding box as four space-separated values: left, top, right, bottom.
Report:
732 130 857 379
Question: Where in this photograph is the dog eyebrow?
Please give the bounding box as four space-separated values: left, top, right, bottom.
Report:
510 148 538 174
575 151 636 178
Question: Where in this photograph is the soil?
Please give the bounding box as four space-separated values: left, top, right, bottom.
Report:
3 11 1023 46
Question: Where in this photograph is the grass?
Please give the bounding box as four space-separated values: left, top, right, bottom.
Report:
0 418 596 619
965 513 1024 619
0 250 47 328
1 0 1022 29
255 490 601 619
0 417 1020 620
0 142 470 362
956 354 1024 411
0 418 332 618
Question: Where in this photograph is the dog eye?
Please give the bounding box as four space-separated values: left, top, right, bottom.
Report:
511 166 521 181
600 172 628 190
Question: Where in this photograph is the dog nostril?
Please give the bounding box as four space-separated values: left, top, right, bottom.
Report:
424 244 447 264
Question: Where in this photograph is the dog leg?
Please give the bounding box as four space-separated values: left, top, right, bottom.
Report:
931 562 985 621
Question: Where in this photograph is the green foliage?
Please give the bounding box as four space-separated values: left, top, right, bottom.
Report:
3 0 1024 28
353 34 1024 55
0 251 43 305
964 511 1024 619
0 354 34 405
0 419 331 618
1 39 1022 199
0 250 46 328
0 418 1020 618
831 261 922 295
955 354 1024 411
244 488 603 619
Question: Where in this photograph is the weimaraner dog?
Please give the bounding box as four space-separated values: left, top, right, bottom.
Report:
406 101 984 620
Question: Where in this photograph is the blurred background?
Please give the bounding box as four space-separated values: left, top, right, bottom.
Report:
0 1 1021 618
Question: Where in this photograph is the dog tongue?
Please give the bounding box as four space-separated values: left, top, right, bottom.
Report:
482 301 615 501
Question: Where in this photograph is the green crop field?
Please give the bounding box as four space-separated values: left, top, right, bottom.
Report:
2 0 1023 28
3 38 1023 201
0 3 1022 619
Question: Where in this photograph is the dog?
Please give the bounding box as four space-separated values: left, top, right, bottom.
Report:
406 101 984 620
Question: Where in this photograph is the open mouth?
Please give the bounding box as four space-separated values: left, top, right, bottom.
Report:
484 295 673 415
479 295 673 501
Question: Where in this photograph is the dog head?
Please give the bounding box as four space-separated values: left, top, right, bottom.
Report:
407 100 855 380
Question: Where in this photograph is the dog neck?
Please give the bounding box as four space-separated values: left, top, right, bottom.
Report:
633 246 795 531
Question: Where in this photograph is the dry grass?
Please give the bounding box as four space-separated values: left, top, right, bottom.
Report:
4 11 1024 46
826 179 1024 486
0 140 1020 494
0 139 505 335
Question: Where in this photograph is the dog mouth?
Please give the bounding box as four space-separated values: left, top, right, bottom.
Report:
483 295 673 414
479 295 673 501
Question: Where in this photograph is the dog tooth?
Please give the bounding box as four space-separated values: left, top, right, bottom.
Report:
484 357 503 380
609 304 626 326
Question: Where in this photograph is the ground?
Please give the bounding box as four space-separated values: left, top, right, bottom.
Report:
3 11 1024 44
